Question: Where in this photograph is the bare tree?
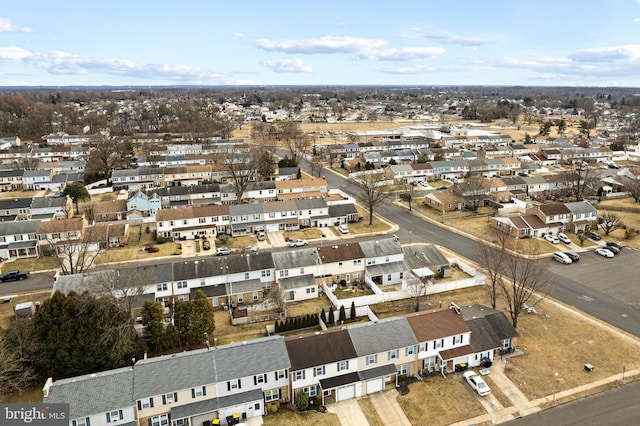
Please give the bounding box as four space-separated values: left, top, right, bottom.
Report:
42 218 100 275
265 284 287 314
501 249 552 328
86 266 157 315
222 149 258 203
277 122 311 165
309 146 325 178
623 167 640 202
405 276 427 312
85 134 132 183
598 212 624 235
563 162 597 201
477 230 509 309
0 321 37 397
399 183 416 211
350 172 393 226
461 177 489 211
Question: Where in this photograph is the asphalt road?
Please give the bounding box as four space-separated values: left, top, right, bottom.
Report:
505 379 640 426
0 270 56 297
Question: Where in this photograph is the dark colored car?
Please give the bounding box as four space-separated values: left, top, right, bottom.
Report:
605 244 620 254
606 241 623 251
586 231 601 241
564 251 580 262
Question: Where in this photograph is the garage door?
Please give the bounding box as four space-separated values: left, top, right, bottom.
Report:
266 224 279 233
366 378 384 394
336 385 355 401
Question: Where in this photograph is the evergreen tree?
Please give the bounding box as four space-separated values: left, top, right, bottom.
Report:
320 308 327 323
350 301 356 320
142 301 165 352
328 307 335 325
339 305 346 323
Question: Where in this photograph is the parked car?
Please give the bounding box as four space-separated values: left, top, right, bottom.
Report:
216 247 233 256
0 270 30 282
289 239 308 248
552 252 572 264
557 233 571 244
463 371 491 396
202 239 211 250
256 231 266 241
595 248 615 258
586 231 601 241
604 244 620 254
243 245 258 253
337 224 349 234
544 234 560 244
606 241 623 251
563 251 580 262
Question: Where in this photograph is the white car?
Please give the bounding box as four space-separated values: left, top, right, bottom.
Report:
544 234 560 244
289 239 308 247
463 371 491 396
595 248 615 258
557 233 571 244
337 224 349 234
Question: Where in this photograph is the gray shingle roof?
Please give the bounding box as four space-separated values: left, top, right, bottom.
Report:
44 367 134 419
271 247 321 270
347 317 417 355
461 304 519 352
214 335 290 382
359 237 403 258
279 274 316 290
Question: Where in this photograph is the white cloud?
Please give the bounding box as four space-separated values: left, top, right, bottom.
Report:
255 36 388 54
568 44 640 63
402 29 488 46
358 47 445 61
233 32 244 38
261 58 313 73
0 17 32 33
633 18 640 22
0 46 231 82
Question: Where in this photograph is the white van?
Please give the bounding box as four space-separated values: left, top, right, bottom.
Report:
552 252 572 264
338 224 349 234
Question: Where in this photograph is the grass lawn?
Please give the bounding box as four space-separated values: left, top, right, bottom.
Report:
94 225 180 264
1 256 59 273
358 398 384 426
0 190 40 199
398 376 486 426
283 228 325 242
262 405 340 426
334 287 374 299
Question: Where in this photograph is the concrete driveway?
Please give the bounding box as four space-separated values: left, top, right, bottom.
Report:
369 389 412 426
326 398 369 425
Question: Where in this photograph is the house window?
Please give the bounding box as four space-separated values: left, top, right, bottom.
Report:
419 343 427 352
434 339 444 349
162 392 177 404
337 360 349 371
138 397 153 409
157 283 168 291
276 369 287 380
453 335 463 344
397 364 410 375
406 346 415 356
73 418 89 426
264 389 280 402
253 291 259 301
338 262 343 269
293 370 305 381
353 259 361 266
262 269 271 277
192 386 206 398
238 294 244 303
300 267 305 274
306 287 315 294
199 217 206 223
280 270 289 277
388 350 399 360
255 374 266 384
177 281 187 289
150 415 170 426
107 410 123 422
302 386 318 397
212 297 218 307
244 272 250 280
366 354 378 365
177 295 189 302
314 366 324 376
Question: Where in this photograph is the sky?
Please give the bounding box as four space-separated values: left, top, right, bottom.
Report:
1 0 640 87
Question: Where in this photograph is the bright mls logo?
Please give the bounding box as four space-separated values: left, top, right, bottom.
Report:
1 404 68 426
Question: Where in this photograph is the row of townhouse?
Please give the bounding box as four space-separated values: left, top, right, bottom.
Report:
0 215 129 261
491 200 598 237
111 166 316 194
387 158 523 184
0 168 84 192
424 174 578 213
0 196 73 222
53 238 450 310
0 145 88 164
154 194 354 240
43 305 518 426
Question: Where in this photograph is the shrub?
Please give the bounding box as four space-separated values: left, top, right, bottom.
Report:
296 391 309 411
145 245 159 253
156 236 167 244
